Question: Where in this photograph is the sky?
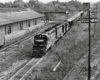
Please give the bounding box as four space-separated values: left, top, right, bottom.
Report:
0 0 99 3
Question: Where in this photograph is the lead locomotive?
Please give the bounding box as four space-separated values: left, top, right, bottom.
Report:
32 11 84 57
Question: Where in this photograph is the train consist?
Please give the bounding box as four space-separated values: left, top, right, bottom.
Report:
32 11 84 57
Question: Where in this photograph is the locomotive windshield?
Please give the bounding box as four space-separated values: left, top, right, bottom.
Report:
34 34 47 45
35 40 44 42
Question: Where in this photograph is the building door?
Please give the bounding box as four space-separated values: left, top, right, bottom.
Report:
19 22 23 30
62 25 64 33
65 23 67 31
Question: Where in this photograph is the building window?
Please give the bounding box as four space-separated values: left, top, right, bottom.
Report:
28 21 30 27
35 19 37 25
19 22 23 30
6 25 11 34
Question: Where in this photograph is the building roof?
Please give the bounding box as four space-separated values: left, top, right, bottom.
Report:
0 8 44 26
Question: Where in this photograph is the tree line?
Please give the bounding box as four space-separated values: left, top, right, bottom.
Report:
0 0 82 12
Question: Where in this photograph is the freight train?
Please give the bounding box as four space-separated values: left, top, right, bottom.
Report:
32 11 84 57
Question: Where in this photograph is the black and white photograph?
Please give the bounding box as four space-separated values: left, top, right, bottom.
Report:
0 0 99 80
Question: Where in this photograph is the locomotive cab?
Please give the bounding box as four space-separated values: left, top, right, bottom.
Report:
32 34 48 57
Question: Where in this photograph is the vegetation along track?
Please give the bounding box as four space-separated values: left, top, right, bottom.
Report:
8 48 46 80
8 57 43 80
63 40 100 80
63 12 100 80
0 22 60 52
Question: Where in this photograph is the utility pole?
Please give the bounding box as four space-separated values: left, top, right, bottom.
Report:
81 3 98 80
88 8 91 80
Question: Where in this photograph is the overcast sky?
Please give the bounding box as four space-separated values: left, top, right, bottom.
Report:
0 0 99 3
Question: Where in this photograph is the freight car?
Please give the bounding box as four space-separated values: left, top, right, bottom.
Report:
67 11 83 26
32 11 84 57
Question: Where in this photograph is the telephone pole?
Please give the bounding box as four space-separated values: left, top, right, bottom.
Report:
88 8 91 80
81 3 98 80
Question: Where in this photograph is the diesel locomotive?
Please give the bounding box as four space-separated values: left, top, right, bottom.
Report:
32 11 84 57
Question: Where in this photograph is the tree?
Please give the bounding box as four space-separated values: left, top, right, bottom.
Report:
13 0 25 8
5 2 13 8
28 0 35 7
0 2 5 8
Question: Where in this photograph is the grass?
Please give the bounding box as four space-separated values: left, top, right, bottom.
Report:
0 37 33 79
95 74 100 80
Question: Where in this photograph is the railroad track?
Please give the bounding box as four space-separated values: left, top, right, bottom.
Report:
8 57 43 80
8 50 54 80
0 22 61 52
63 42 100 80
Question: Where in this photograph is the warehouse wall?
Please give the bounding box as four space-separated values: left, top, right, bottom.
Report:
2 17 42 35
12 23 18 33
0 26 5 34
23 21 27 29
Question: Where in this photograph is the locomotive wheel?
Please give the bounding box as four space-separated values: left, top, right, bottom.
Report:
38 50 46 57
38 51 42 57
31 51 36 57
31 50 39 58
31 49 46 57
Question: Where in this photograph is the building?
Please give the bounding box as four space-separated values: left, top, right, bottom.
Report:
0 8 44 45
